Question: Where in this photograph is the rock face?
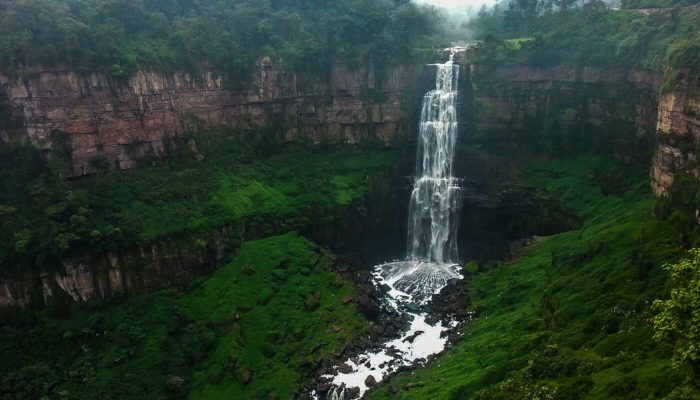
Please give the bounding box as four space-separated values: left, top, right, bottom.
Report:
0 223 237 308
465 64 700 198
651 72 700 196
467 65 661 155
0 61 429 177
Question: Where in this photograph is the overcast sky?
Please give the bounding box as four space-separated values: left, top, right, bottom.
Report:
413 0 496 9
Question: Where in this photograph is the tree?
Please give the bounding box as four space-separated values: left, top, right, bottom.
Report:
653 249 700 383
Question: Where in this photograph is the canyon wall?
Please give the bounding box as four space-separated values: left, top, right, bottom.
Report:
467 64 662 159
0 60 428 177
651 72 700 196
3 57 698 308
465 63 700 199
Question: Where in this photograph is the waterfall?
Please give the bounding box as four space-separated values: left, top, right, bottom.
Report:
408 52 461 264
373 50 463 304
313 49 465 400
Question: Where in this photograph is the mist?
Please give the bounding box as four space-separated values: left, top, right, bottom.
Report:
413 0 498 41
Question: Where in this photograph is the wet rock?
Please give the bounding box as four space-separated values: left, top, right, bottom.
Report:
315 382 331 394
369 324 386 339
402 330 424 344
356 294 380 319
386 347 402 358
365 375 378 388
405 302 421 313
347 386 361 397
357 270 371 283
338 363 353 374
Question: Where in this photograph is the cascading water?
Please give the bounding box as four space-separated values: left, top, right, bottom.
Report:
375 50 463 303
313 48 465 400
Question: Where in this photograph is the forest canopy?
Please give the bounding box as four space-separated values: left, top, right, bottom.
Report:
467 0 700 73
0 0 441 76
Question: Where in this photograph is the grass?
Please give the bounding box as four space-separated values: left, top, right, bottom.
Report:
85 141 402 245
0 233 366 400
370 155 687 400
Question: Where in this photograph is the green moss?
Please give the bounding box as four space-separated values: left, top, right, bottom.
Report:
0 233 366 400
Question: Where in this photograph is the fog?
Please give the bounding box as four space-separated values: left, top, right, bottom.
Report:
413 0 498 40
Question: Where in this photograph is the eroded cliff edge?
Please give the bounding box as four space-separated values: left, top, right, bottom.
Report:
0 60 429 177
652 72 700 196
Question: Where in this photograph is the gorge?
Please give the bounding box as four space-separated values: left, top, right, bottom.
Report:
1 1 700 400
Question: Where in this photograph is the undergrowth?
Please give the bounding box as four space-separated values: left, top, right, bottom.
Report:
0 138 403 271
0 233 366 399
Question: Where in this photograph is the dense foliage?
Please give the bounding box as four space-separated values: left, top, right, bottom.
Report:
653 249 700 384
468 0 700 74
0 0 439 77
0 136 402 273
0 233 367 399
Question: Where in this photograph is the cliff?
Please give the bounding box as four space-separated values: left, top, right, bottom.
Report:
0 60 428 177
651 72 700 196
467 64 661 158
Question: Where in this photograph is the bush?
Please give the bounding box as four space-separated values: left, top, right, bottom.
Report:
653 249 700 381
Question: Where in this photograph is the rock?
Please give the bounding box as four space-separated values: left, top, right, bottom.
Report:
369 324 386 339
356 294 380 319
347 386 361 397
237 368 252 384
403 330 424 344
267 393 279 400
405 302 421 313
331 325 343 333
337 363 354 374
315 382 331 394
342 295 354 304
357 270 371 283
365 375 378 388
165 375 184 391
390 384 398 394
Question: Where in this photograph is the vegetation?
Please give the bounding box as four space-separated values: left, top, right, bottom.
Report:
469 1 700 74
0 0 439 78
370 154 692 399
653 249 700 390
0 233 367 399
621 0 699 8
0 135 403 273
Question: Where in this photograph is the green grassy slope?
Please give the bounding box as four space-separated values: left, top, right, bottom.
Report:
0 233 366 400
370 156 687 400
